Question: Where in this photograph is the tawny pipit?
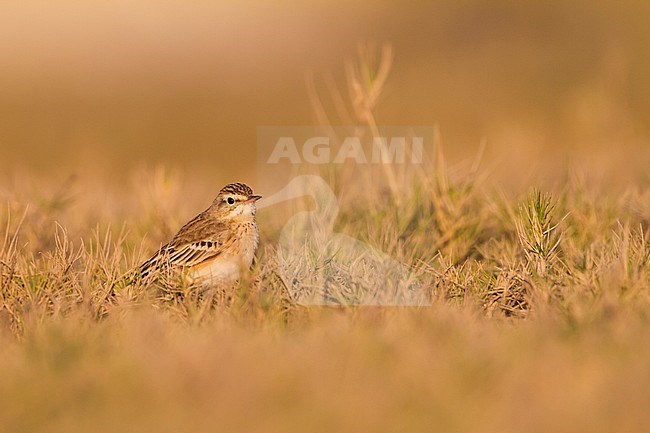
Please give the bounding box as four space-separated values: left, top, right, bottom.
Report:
139 183 261 285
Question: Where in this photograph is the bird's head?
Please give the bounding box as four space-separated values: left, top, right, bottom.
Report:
212 182 261 218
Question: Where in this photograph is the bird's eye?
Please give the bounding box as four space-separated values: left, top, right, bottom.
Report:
227 197 235 205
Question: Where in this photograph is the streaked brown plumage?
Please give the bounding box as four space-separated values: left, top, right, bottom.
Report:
139 182 261 285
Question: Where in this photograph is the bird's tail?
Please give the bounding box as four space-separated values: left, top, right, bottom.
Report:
114 267 142 289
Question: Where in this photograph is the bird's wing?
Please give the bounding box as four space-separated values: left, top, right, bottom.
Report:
139 210 231 278
165 237 228 267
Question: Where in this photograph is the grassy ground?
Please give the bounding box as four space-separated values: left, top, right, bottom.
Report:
1 155 649 432
2 35 650 431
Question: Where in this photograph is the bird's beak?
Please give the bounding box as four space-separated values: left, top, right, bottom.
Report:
245 194 262 204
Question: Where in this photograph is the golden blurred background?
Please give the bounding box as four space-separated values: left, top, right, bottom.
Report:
1 0 649 189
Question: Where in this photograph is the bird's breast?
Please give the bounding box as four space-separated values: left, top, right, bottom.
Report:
190 220 259 285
